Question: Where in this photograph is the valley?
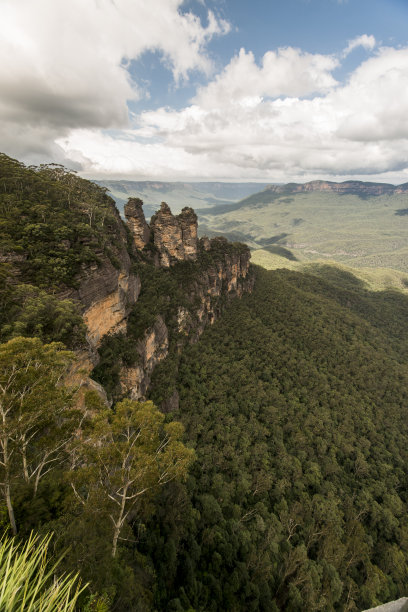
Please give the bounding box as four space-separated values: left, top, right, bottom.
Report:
1 153 408 610
197 182 408 275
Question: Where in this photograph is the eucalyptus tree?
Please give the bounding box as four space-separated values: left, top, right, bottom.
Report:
0 336 78 533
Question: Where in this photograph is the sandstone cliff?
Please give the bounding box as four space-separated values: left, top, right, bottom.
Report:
119 315 168 400
66 196 253 407
63 202 141 348
124 198 151 249
118 234 254 405
126 199 198 267
263 180 408 197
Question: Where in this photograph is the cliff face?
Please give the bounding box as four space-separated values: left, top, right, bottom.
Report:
264 180 408 197
83 272 140 348
187 238 253 338
127 200 198 267
63 203 141 348
76 196 253 406
118 234 253 404
120 316 168 400
124 198 151 249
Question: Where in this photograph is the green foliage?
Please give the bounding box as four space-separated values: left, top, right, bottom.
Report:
0 278 86 349
71 399 195 558
142 266 408 611
0 153 125 289
93 241 251 402
0 337 77 533
0 532 85 611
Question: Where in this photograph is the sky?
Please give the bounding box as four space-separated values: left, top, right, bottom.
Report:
1 0 408 183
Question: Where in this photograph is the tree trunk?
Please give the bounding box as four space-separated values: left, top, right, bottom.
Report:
22 440 29 482
112 486 128 558
5 482 17 535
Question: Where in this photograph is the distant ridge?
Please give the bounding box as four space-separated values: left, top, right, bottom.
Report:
260 179 408 196
199 179 408 217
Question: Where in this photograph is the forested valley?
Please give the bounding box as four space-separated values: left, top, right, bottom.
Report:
1 153 408 610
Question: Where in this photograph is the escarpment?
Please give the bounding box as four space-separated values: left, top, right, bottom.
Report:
59 198 141 349
92 197 253 406
0 152 252 409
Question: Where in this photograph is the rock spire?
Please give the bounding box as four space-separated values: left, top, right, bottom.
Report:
125 199 198 267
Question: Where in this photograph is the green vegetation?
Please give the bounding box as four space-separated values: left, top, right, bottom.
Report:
251 249 408 294
0 336 193 610
0 337 77 534
0 153 124 289
0 153 133 351
4 152 408 610
199 189 408 272
93 239 250 401
0 532 85 611
142 265 408 611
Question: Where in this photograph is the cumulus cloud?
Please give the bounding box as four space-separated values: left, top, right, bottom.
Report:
57 46 408 181
2 0 408 182
0 0 229 162
342 34 376 57
193 47 339 108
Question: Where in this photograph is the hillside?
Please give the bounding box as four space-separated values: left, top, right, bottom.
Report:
198 180 408 273
147 265 408 611
2 154 408 611
95 180 269 218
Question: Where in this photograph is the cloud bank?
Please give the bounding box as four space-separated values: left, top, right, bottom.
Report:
1 0 408 181
0 0 229 162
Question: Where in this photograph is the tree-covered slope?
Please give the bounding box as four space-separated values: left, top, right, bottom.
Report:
0 153 134 349
144 265 408 612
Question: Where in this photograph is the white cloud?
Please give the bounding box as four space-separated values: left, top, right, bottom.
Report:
194 47 339 108
0 0 229 162
57 46 408 181
2 1 408 182
342 34 376 57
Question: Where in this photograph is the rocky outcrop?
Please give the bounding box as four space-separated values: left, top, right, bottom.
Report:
150 202 185 267
83 272 140 348
64 350 110 409
60 201 141 350
263 180 408 197
126 199 198 267
178 207 198 260
191 238 253 338
124 198 151 249
120 316 168 400
117 237 253 405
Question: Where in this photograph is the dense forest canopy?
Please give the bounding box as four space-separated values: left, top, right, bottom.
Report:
1 153 408 610
146 266 408 611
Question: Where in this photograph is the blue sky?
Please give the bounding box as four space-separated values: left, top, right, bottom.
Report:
130 0 408 111
1 0 408 182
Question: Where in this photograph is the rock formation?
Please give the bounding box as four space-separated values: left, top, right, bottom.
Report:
120 316 169 400
178 207 198 260
66 195 252 406
119 236 253 404
262 180 408 197
124 198 151 249
126 199 198 267
150 202 185 266
83 272 140 348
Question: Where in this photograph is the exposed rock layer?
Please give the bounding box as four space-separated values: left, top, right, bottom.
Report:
83 272 140 348
120 316 168 400
263 180 408 197
124 198 151 249
128 200 198 267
